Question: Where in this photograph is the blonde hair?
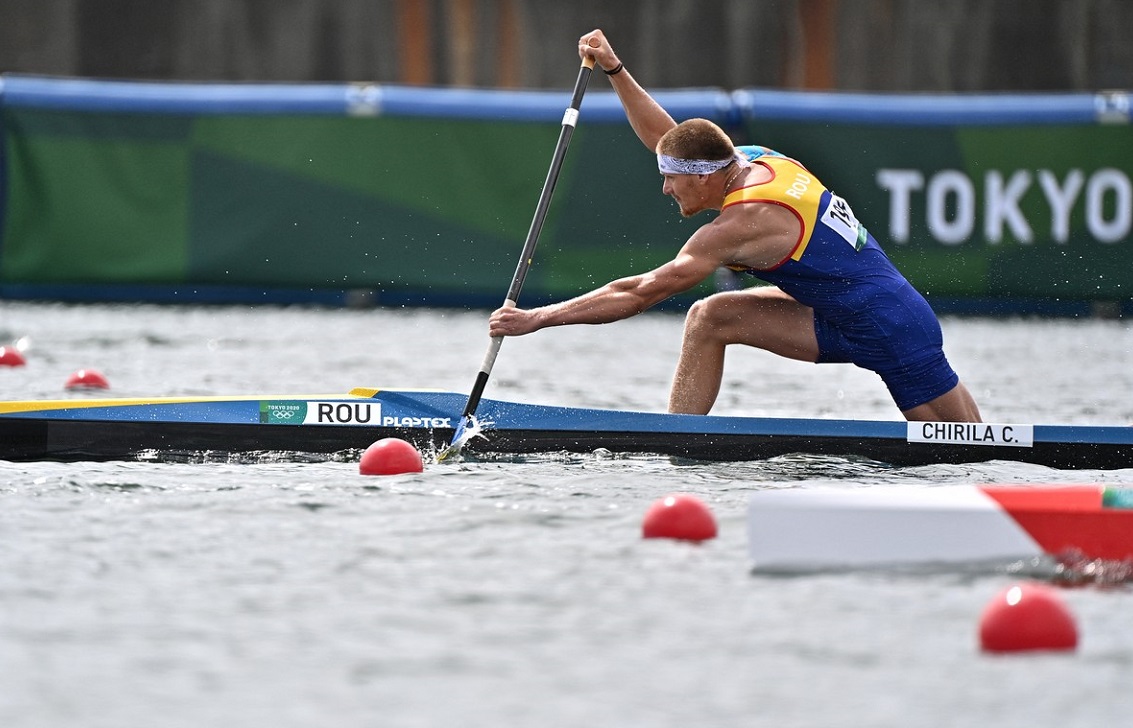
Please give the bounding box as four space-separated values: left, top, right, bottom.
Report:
657 118 735 162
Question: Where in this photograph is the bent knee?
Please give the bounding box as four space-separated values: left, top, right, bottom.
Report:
686 292 745 328
902 382 982 423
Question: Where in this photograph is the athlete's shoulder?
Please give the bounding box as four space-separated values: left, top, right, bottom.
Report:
735 145 811 172
735 145 787 163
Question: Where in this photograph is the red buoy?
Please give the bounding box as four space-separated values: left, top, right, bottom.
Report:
64 369 110 390
0 346 26 367
979 582 1078 653
642 493 718 542
359 438 424 476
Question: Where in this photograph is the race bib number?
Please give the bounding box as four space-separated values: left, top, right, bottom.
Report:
821 194 867 250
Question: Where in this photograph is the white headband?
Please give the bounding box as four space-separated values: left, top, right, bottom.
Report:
657 153 735 175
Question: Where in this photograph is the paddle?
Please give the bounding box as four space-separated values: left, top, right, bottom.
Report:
438 44 598 461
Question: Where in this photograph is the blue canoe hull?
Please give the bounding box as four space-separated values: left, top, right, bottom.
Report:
1 387 1131 468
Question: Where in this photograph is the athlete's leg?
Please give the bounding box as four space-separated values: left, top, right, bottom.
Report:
669 287 819 414
901 381 982 422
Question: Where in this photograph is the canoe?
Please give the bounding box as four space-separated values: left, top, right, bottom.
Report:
747 484 1133 572
1 387 1132 467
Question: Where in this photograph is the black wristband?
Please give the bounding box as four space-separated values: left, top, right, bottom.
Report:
603 61 624 76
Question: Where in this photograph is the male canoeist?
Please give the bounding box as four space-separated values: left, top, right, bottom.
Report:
488 29 982 423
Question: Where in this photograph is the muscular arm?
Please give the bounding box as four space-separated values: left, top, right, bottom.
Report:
489 239 723 337
579 30 675 152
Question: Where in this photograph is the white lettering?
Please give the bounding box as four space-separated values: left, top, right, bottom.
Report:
879 167 1131 246
876 169 924 243
382 416 452 428
985 170 1033 244
1037 169 1085 244
926 170 975 245
785 172 812 200
1086 168 1133 243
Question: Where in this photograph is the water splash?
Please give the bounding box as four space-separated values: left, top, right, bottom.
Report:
1053 552 1133 585
432 415 494 463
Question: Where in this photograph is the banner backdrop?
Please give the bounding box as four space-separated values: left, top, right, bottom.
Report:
1 76 1129 310
737 90 1133 304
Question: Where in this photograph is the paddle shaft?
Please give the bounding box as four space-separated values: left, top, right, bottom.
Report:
457 54 597 422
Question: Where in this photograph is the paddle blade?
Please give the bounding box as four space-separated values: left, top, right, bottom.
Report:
436 414 486 462
436 418 470 462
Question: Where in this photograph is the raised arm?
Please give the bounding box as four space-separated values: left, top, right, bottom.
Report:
578 29 676 152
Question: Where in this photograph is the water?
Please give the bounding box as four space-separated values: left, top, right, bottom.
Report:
2 301 1133 727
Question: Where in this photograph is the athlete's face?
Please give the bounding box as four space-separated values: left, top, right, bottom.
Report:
661 173 710 218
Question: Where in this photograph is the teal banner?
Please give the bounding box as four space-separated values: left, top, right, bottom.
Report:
1 76 1129 311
